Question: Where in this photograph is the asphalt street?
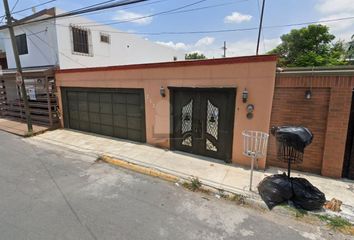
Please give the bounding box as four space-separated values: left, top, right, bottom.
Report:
0 131 348 240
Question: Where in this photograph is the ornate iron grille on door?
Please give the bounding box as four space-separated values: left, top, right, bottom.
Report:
206 100 219 152
171 88 236 162
181 99 193 147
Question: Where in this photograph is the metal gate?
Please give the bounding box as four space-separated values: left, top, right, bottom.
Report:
171 88 236 162
62 88 146 143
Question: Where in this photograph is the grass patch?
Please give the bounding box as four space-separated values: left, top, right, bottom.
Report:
282 205 308 218
317 215 352 229
191 177 202 191
317 215 354 235
182 177 202 192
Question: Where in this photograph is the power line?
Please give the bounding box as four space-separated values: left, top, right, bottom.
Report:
11 0 20 11
164 0 249 15
0 0 57 19
20 26 53 64
0 0 20 23
0 29 51 39
22 25 88 67
8 0 149 27
3 0 245 29
12 0 56 15
74 0 209 27
63 0 118 15
64 0 170 19
71 0 248 23
54 15 354 36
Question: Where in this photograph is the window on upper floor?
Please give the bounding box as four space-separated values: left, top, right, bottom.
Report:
71 26 92 55
100 33 110 44
15 34 28 55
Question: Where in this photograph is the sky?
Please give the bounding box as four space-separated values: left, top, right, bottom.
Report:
2 0 354 58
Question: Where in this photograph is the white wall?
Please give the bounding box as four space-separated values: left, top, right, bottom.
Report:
0 19 59 69
55 12 185 69
0 8 185 70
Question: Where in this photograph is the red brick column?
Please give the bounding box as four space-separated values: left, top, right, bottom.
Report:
321 88 352 178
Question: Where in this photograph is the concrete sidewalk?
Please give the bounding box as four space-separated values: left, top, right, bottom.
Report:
26 129 354 217
0 117 49 136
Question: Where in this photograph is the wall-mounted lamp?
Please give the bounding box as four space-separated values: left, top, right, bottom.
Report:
246 104 254 119
305 89 312 100
242 88 249 103
160 86 166 97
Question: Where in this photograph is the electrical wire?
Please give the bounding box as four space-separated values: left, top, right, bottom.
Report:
53 15 354 36
10 0 149 27
20 26 53 64
0 0 57 20
65 0 246 20
11 0 20 12
22 25 88 67
77 0 209 27
0 29 51 40
0 0 21 23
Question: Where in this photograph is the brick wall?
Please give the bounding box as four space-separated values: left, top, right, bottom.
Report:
267 74 354 178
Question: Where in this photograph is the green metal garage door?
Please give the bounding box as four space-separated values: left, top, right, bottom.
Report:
62 88 146 142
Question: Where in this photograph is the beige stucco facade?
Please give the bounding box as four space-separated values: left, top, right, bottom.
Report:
55 55 277 168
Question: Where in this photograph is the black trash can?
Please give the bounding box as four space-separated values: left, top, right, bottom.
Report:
271 126 313 178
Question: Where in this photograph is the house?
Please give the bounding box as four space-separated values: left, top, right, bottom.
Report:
55 56 354 180
55 55 277 169
0 7 184 126
267 66 354 179
0 7 184 69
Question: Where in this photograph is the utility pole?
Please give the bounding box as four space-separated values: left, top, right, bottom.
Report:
222 41 227 58
256 0 266 55
3 0 33 133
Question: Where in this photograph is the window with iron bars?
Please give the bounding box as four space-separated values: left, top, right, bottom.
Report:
15 33 28 55
71 26 92 55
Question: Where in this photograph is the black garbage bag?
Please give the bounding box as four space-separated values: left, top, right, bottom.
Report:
257 174 293 209
271 126 313 153
291 177 326 211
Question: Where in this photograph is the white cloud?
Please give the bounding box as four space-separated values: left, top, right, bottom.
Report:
189 38 281 58
195 37 215 47
316 0 354 14
263 38 282 52
156 37 280 58
155 41 189 51
113 10 152 25
321 15 354 32
156 37 215 52
224 12 252 24
315 1 354 41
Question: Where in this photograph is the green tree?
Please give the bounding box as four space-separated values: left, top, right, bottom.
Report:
185 52 207 60
346 34 354 64
269 24 347 67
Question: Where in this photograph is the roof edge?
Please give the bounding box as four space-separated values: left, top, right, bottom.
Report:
0 7 56 30
56 54 277 74
277 65 354 76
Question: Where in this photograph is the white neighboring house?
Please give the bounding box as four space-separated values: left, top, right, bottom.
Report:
0 8 185 69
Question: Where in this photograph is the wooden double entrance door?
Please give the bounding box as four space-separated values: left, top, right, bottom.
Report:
171 88 236 162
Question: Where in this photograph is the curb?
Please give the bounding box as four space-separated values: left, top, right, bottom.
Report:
98 154 268 209
98 155 179 183
98 154 354 225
